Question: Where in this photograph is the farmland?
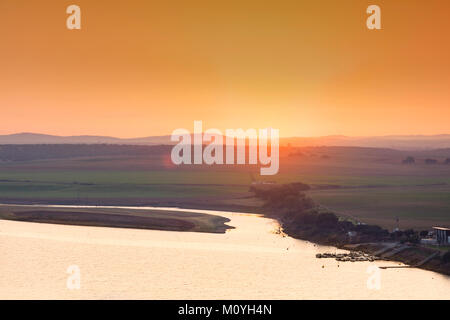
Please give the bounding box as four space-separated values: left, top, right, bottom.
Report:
308 185 450 230
0 144 449 230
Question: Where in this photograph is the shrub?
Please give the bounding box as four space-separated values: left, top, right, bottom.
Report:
419 230 429 238
338 220 355 232
316 212 339 228
442 251 450 263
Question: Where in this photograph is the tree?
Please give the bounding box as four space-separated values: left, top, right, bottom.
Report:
442 251 450 263
402 156 415 164
316 212 339 228
291 182 311 191
419 230 429 238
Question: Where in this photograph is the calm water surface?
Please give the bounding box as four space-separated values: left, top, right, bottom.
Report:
0 205 449 299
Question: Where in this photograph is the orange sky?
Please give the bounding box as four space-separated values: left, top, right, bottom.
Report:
0 0 449 138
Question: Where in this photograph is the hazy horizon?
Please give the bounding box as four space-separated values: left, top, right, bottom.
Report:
3 131 450 139
2 131 450 151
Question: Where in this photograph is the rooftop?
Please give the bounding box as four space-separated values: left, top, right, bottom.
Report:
433 227 450 231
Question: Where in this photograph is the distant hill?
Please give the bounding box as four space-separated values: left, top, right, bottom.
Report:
0 133 173 145
282 135 450 150
1 132 450 150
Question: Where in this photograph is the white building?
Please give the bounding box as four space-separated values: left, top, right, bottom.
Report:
433 227 450 245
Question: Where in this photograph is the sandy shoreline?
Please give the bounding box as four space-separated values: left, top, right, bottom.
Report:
0 204 233 234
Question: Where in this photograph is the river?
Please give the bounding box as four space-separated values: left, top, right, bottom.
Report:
0 205 449 299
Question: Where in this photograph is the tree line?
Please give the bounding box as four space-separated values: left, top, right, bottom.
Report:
250 183 432 246
0 144 171 162
402 156 450 165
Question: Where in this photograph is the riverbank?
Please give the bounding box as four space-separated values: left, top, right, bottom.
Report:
246 183 450 276
0 196 263 215
345 242 449 275
278 220 450 276
0 204 233 234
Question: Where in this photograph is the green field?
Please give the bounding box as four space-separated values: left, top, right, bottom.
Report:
0 169 251 200
0 169 251 185
308 185 450 230
0 181 248 199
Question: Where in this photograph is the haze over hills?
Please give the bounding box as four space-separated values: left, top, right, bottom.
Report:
282 135 450 150
1 132 450 150
0 133 172 146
